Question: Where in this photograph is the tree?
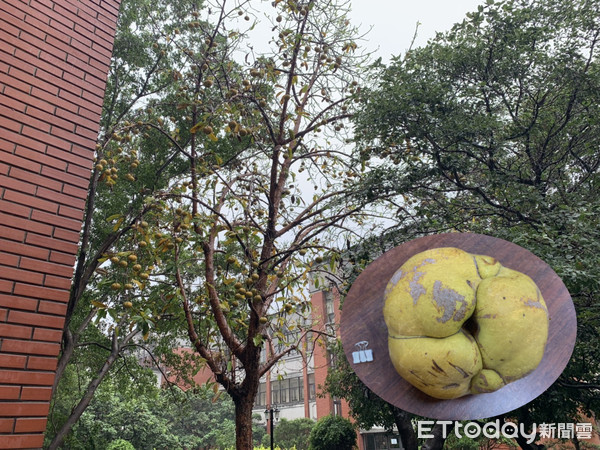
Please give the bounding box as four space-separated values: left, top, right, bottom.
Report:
52 0 384 447
49 367 179 450
127 0 384 447
353 0 600 444
50 376 268 449
106 440 135 450
309 415 356 450
155 387 266 449
273 418 316 450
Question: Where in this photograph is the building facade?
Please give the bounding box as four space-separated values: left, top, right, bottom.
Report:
0 1 121 447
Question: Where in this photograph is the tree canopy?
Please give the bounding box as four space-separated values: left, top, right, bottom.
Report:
329 0 600 447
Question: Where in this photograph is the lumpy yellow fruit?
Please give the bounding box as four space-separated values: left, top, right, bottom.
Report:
383 247 548 399
388 329 482 399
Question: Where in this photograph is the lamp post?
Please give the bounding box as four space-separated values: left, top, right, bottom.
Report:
264 405 280 450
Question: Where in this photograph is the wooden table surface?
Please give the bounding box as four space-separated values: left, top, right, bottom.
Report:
339 233 577 420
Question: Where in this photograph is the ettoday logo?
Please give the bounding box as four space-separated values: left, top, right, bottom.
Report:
418 420 594 443
418 420 536 444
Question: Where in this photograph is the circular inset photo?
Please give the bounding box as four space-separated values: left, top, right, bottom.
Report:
339 233 576 420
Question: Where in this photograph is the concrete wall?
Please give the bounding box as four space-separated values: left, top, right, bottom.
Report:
0 0 121 447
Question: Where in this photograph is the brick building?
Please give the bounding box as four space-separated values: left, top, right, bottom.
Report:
0 1 121 447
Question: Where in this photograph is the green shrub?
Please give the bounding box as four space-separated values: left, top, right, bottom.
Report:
309 415 356 450
106 439 135 450
273 418 315 450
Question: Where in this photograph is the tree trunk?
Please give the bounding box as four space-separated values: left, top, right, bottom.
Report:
51 329 74 397
234 394 256 449
421 422 453 450
392 407 418 450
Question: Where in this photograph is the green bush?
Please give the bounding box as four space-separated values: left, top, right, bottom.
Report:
309 415 356 450
273 418 315 450
106 439 135 450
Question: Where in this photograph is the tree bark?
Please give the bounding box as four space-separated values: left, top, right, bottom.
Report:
421 422 453 450
234 394 257 449
392 407 419 450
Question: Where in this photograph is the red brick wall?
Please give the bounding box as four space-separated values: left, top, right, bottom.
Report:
0 0 121 447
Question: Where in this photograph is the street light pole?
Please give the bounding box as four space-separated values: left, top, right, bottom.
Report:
269 408 274 450
264 405 280 450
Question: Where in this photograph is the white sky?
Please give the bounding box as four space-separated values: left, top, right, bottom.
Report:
347 0 486 60
245 1 486 61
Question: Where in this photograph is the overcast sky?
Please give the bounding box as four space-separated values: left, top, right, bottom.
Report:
346 0 485 60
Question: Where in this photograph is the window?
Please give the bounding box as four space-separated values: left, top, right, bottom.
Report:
256 382 266 407
324 290 335 324
290 377 300 402
270 376 305 405
333 398 342 416
271 379 280 404
280 379 289 403
274 328 301 356
308 373 316 401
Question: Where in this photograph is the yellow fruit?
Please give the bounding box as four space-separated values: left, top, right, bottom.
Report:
259 317 268 324
128 254 138 262
111 282 122 290
123 301 133 308
383 247 489 339
383 247 548 399
388 329 482 399
471 267 548 389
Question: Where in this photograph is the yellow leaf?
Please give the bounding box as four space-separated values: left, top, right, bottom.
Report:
208 132 218 142
92 300 108 309
112 217 124 232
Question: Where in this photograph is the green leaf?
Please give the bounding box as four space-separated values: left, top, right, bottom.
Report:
253 334 264 347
